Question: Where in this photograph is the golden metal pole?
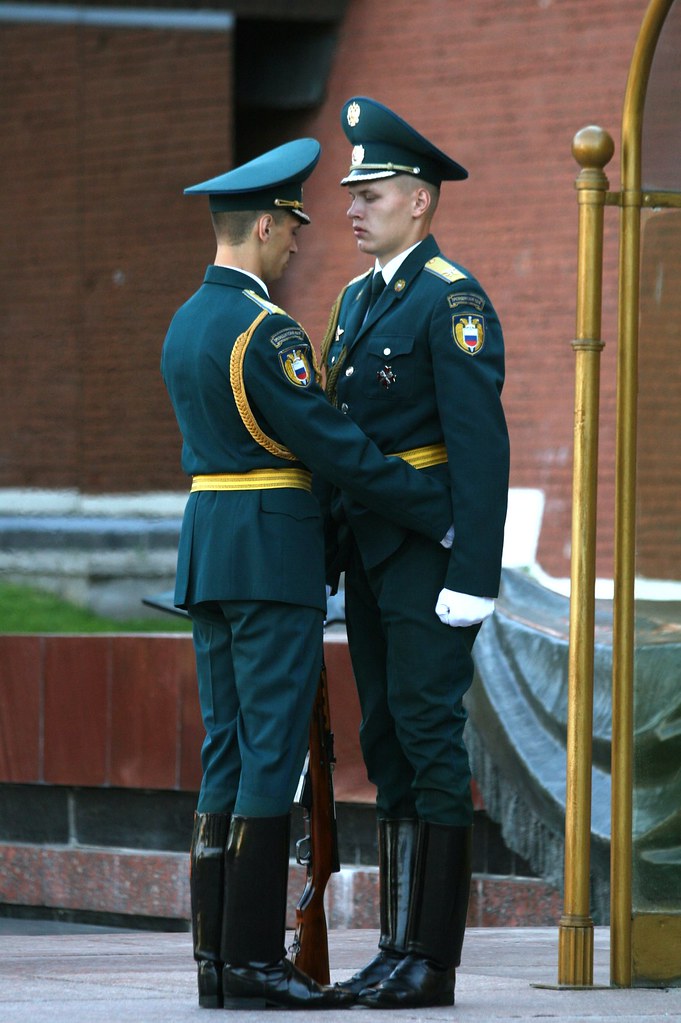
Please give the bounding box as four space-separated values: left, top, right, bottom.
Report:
558 125 614 987
611 0 675 988
611 179 638 994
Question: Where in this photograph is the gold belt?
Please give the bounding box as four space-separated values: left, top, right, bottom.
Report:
191 468 312 492
391 442 448 469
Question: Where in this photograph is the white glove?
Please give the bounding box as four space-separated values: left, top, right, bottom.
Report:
440 524 455 549
435 588 495 627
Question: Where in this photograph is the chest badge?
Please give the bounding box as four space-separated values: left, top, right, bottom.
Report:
453 314 485 356
377 365 397 389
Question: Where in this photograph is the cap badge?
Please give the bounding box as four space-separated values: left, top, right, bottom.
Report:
347 101 361 127
351 144 365 167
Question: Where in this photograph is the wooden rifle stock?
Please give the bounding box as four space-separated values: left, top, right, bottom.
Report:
289 661 339 984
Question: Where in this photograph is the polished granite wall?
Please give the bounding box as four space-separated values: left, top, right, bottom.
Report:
0 632 561 930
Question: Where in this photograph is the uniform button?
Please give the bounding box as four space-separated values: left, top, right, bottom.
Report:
330 355 336 365
341 403 349 414
383 347 391 356
345 365 354 377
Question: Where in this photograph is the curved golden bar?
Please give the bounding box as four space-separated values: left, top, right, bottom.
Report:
558 126 613 988
612 0 676 989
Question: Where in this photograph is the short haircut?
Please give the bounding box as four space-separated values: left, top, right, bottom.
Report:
211 208 291 245
395 173 440 216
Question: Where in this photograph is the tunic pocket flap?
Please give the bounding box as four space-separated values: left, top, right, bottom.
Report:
366 334 415 358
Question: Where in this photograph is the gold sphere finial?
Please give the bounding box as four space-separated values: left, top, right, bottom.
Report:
572 125 615 170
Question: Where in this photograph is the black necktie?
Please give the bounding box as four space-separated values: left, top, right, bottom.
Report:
367 271 386 310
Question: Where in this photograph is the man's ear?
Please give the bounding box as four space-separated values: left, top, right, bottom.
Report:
256 213 273 241
412 187 432 219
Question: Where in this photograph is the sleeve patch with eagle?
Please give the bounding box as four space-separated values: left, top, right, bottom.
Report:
279 344 313 386
453 314 485 355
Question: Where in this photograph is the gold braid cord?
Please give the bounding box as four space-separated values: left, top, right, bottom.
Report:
229 309 298 462
309 338 323 386
320 284 352 407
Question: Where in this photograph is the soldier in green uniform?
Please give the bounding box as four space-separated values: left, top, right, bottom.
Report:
161 138 456 1011
321 99 510 1009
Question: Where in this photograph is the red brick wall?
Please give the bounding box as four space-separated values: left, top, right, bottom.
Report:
1 1 670 579
0 21 233 493
280 0 645 580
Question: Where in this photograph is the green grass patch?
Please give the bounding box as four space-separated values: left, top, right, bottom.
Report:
0 580 192 634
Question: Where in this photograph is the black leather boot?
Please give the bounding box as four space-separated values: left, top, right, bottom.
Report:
189 812 230 1008
220 815 354 1009
336 817 417 995
358 822 472 1009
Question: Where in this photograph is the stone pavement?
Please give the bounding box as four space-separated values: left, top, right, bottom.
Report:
0 925 679 1022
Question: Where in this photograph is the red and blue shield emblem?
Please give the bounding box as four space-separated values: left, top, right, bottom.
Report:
280 346 312 387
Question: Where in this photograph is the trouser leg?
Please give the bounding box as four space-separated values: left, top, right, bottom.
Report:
226 600 323 817
346 535 479 825
188 602 241 814
344 545 417 819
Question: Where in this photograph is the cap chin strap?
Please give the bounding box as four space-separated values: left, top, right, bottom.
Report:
274 198 304 210
273 197 310 223
352 161 421 175
340 169 398 185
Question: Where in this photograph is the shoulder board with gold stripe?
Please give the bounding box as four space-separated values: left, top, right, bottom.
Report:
243 288 286 315
424 257 467 284
347 269 372 287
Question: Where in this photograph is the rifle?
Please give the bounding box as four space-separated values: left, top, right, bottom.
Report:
289 660 340 984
